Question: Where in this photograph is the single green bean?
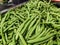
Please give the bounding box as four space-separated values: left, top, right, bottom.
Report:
35 24 40 34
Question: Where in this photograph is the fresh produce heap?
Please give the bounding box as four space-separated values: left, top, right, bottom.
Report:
0 0 60 45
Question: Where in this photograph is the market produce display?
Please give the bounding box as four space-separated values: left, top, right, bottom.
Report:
0 0 60 45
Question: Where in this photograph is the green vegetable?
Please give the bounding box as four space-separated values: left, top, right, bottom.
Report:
0 0 60 45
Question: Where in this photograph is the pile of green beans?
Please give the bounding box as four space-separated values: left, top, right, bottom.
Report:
0 0 60 45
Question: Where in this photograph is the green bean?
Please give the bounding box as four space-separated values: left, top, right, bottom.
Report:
28 24 40 39
8 18 17 25
16 11 26 19
36 28 47 39
1 30 6 45
18 17 30 32
34 38 51 45
47 38 53 45
57 37 60 45
1 0 60 45
28 24 45 40
35 24 40 34
28 44 31 45
25 18 40 39
19 33 27 45
8 35 16 45
21 16 38 35
0 13 8 45
8 41 15 45
46 12 49 22
5 33 8 44
5 12 11 20
50 12 60 17
52 23 60 29
4 21 16 32
8 32 13 39
1 13 8 24
15 17 30 40
12 12 24 22
27 33 56 43
1 22 7 29
42 28 52 36
9 27 17 30
20 15 36 34
28 16 38 30
20 41 24 45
